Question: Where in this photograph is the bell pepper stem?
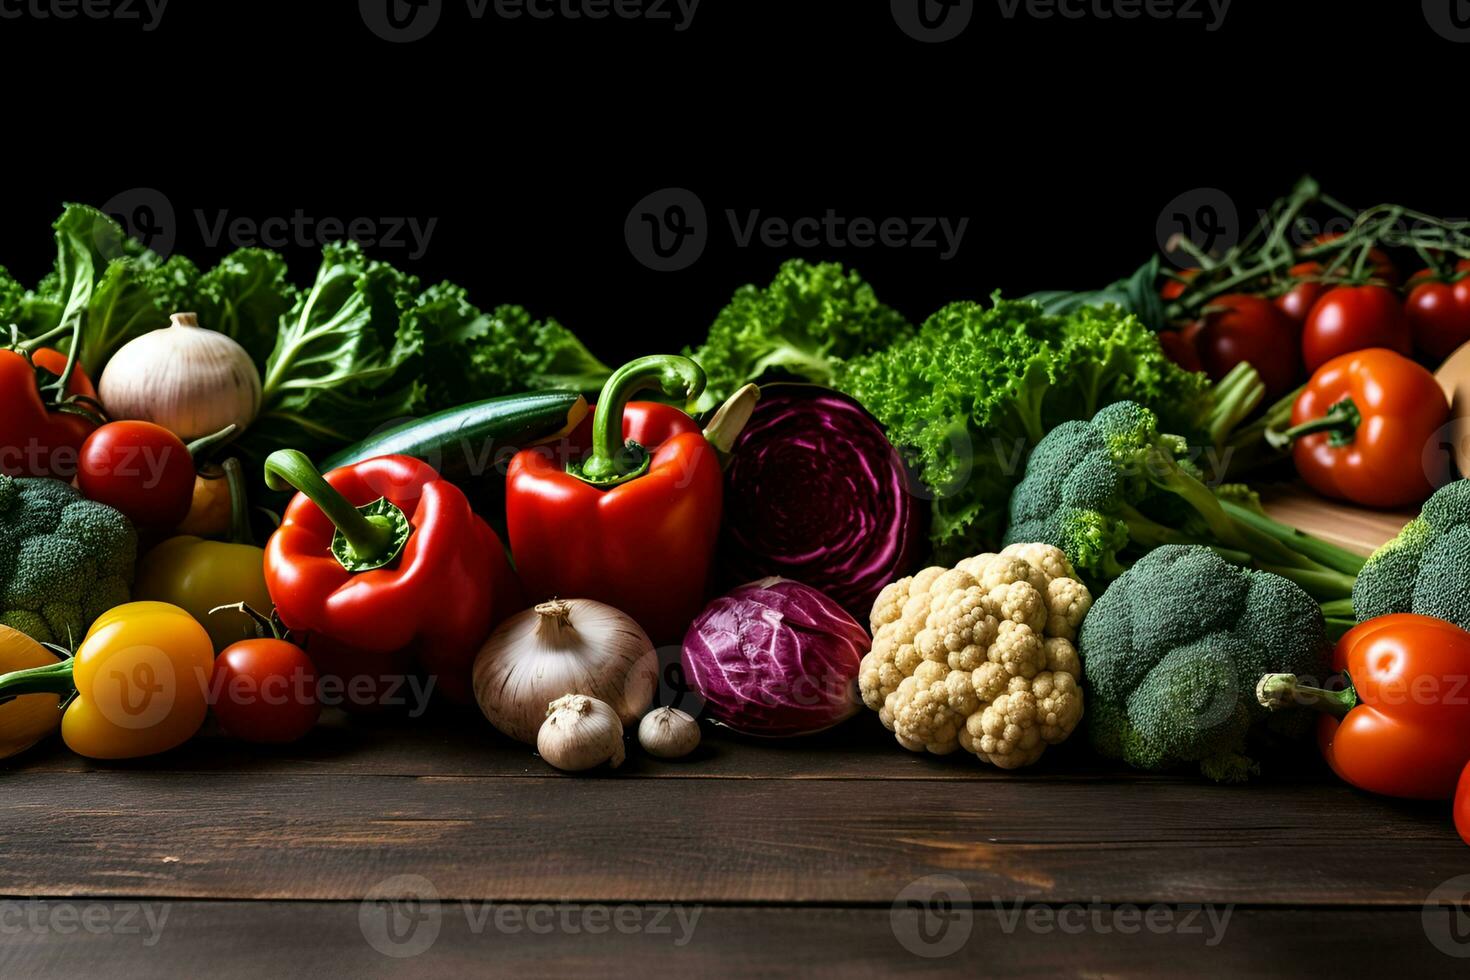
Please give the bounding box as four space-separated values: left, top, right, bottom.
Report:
222 457 254 547
209 602 284 640
263 450 397 563
572 355 707 487
1266 397 1361 450
1256 672 1357 719
0 657 75 700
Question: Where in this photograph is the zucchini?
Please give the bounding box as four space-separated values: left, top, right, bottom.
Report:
320 391 589 482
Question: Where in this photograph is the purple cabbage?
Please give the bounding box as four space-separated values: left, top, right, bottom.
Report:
719 384 927 621
681 578 871 737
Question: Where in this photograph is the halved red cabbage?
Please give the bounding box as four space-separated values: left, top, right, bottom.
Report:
719 384 926 621
681 578 870 737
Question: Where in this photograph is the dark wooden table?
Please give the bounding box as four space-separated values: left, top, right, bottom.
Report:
3 491 1468 978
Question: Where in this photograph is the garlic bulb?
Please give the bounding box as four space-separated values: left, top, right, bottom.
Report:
472 599 658 744
99 312 262 441
538 694 625 771
638 707 701 759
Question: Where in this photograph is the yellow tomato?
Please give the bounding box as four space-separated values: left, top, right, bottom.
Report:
0 626 63 759
135 537 271 653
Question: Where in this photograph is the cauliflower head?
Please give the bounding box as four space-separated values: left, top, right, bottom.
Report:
859 542 1091 768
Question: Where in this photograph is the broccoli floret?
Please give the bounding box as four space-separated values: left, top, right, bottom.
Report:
1352 480 1470 628
0 475 136 646
1004 400 1363 600
1079 545 1330 781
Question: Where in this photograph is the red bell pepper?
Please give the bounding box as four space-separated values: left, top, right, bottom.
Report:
1271 348 1450 509
506 356 723 645
0 325 102 479
1258 613 1470 799
263 451 521 705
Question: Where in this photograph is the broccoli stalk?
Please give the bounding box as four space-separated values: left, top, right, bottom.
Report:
1006 401 1364 601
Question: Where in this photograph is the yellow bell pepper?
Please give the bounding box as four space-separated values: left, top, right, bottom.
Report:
0 602 214 759
0 625 63 759
135 458 271 653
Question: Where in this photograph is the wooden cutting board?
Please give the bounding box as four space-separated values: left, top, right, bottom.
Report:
1257 483 1414 556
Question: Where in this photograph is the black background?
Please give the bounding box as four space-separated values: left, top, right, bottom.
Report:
4 0 1467 365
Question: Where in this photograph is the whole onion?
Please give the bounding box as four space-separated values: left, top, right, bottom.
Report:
718 384 926 621
681 578 870 737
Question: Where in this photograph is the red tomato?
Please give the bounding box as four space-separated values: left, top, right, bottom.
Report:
0 349 99 479
1158 326 1202 372
1196 294 1302 399
1159 268 1199 302
210 639 320 743
1405 260 1470 362
1301 285 1411 374
1312 232 1399 286
1276 262 1330 323
77 421 196 528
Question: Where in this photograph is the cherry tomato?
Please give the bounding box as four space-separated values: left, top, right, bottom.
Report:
1312 232 1399 286
1301 285 1411 374
1276 262 1330 323
210 639 320 743
1159 268 1199 302
1405 260 1470 363
77 421 196 528
1196 294 1301 399
1158 326 1202 372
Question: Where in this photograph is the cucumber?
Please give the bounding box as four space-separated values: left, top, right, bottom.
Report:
320 391 589 482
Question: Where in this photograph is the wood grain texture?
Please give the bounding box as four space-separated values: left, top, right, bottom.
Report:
0 904 1465 980
2 768 1464 905
1258 482 1413 554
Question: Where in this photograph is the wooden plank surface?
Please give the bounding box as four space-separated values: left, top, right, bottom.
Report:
2 905 1466 980
1 484 1461 977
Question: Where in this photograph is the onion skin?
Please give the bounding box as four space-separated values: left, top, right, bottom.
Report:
718 385 926 621
681 578 870 738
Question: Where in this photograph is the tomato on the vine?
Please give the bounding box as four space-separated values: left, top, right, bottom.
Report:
210 638 320 743
1276 261 1330 323
1301 285 1411 374
77 421 198 528
1159 268 1199 302
1312 232 1399 286
0 346 100 479
1405 260 1470 362
1196 294 1301 399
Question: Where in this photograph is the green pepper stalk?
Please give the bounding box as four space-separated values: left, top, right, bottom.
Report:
1266 397 1361 450
221 457 254 547
263 450 411 573
0 655 74 701
569 355 707 488
1256 672 1356 719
